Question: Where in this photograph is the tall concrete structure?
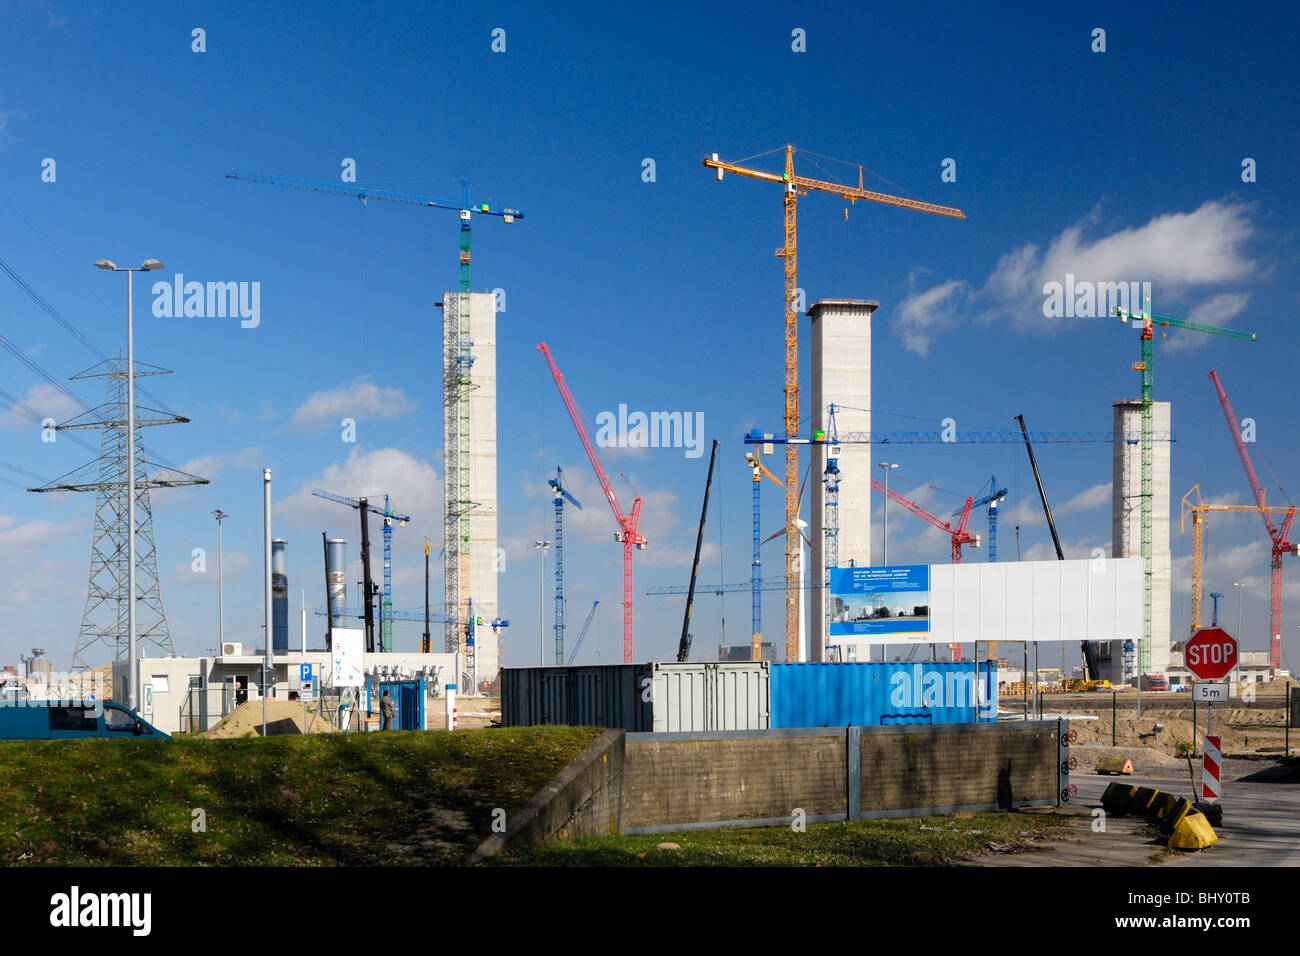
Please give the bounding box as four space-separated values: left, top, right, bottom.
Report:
439 292 499 688
1110 399 1171 681
807 299 877 662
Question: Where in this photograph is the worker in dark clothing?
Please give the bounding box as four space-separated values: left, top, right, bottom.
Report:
380 690 395 731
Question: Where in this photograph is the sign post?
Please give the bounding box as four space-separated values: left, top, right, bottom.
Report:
1186 628 1238 804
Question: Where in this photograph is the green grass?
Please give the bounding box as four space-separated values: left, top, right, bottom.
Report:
495 810 1074 867
0 726 601 866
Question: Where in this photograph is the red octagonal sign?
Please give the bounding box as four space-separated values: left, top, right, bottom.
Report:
1185 627 1239 681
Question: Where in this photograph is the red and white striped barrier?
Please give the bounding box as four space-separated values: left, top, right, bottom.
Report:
1202 735 1222 801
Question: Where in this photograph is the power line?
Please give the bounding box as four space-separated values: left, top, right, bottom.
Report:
0 250 180 417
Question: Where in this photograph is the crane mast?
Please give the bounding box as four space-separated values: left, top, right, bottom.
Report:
537 343 646 662
1114 297 1255 675
548 467 583 665
704 145 963 663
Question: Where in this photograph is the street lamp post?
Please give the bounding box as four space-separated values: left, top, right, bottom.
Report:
533 540 551 666
878 462 899 566
212 510 228 646
94 257 164 713
1234 582 1244 638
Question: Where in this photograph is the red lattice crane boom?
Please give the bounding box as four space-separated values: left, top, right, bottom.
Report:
1208 370 1297 670
537 343 646 663
870 478 980 564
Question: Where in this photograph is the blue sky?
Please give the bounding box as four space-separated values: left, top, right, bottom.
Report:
1 1 1298 672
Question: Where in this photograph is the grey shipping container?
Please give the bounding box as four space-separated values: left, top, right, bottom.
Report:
501 664 653 731
501 661 769 733
650 661 769 732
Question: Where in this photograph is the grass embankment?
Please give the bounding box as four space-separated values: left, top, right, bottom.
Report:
0 726 600 866
498 810 1073 866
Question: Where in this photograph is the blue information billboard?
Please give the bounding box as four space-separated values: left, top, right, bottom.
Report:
828 565 931 639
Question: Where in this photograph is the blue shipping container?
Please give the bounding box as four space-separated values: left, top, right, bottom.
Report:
771 661 997 728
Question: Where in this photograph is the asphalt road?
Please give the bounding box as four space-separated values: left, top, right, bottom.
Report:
972 758 1300 867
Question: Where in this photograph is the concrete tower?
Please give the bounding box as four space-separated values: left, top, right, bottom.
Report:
807 299 877 662
1111 399 1171 681
440 292 499 687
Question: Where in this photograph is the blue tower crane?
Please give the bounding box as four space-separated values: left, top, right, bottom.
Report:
953 477 1009 561
548 467 583 665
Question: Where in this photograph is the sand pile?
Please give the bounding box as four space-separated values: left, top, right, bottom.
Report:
1069 716 1244 756
205 699 339 738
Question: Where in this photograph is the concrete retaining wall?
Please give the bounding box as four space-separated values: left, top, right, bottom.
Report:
469 728 625 862
625 721 1064 833
856 722 1061 817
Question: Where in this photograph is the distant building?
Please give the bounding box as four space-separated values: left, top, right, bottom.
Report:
718 643 776 663
1165 645 1276 689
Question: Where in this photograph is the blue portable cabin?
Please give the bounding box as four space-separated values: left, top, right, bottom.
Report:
364 678 426 730
0 698 171 740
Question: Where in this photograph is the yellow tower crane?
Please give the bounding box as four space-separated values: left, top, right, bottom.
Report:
1180 484 1296 634
703 145 964 660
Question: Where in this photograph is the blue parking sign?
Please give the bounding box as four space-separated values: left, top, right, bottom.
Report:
300 663 313 683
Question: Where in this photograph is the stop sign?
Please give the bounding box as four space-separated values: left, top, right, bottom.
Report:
1185 627 1239 680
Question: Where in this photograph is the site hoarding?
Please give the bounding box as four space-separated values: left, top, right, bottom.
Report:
827 557 1142 646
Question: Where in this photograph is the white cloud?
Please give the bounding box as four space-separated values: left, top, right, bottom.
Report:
1002 482 1111 528
177 446 260 480
277 447 441 543
896 200 1258 355
1163 292 1252 353
288 376 417 430
0 514 78 554
893 278 970 358
0 383 82 432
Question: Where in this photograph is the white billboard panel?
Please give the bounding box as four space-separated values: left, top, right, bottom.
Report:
331 628 365 686
836 557 1141 646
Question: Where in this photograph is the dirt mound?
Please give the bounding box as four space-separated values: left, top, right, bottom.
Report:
205 700 339 738
1070 716 1245 756
1072 743 1183 771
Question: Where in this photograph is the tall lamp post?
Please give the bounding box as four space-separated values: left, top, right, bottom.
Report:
94 257 164 712
533 540 551 666
212 510 228 646
878 462 899 566
1233 582 1244 638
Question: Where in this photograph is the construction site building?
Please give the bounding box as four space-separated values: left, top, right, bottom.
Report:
440 292 500 684
1108 399 1172 681
807 299 877 662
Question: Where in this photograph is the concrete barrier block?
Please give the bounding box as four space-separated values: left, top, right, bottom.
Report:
1096 756 1134 775
1131 786 1159 815
1100 782 1139 815
1147 790 1179 823
1169 810 1218 850
1157 796 1194 835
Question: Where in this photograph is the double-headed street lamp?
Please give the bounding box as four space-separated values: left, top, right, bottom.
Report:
94 258 164 712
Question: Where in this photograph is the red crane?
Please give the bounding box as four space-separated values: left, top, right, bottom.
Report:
869 479 978 662
871 478 979 564
537 344 646 662
1208 370 1297 670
